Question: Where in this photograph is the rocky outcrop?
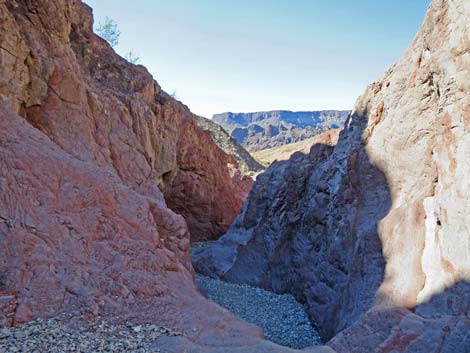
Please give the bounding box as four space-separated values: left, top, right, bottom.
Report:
0 0 254 336
158 113 252 242
193 0 470 351
213 110 349 152
1 0 250 247
194 115 264 176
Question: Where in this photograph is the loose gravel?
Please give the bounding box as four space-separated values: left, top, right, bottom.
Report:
0 314 180 353
196 274 320 349
2 242 320 352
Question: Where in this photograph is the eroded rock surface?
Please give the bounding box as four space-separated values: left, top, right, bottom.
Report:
194 0 470 351
0 0 256 342
0 0 250 245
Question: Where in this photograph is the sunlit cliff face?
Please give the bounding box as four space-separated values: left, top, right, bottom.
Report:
369 0 470 308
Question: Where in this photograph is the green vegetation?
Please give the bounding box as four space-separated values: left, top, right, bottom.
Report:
96 16 121 48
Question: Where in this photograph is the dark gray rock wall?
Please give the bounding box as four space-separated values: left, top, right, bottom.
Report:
194 111 390 340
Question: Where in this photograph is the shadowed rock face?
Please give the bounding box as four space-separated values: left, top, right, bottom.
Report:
2 0 470 352
194 125 390 340
328 280 470 353
213 110 350 152
193 0 470 351
0 0 255 337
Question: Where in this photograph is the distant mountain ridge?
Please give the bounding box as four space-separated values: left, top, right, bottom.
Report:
213 110 350 152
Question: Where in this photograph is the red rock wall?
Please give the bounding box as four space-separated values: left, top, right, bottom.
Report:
0 0 249 245
0 0 250 329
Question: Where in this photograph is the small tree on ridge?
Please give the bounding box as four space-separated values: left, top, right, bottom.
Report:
96 16 121 48
125 51 140 64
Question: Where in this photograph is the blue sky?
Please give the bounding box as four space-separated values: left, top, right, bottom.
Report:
85 0 431 118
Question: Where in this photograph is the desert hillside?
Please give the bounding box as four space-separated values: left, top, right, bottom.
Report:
253 129 341 166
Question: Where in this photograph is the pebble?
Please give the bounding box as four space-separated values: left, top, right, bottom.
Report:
2 273 321 351
0 314 181 353
196 274 321 349
0 329 11 339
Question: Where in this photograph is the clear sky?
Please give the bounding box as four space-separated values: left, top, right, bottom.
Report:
85 0 431 118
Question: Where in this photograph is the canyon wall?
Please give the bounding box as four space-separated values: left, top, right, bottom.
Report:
194 0 470 351
2 0 469 351
0 0 252 331
0 0 250 251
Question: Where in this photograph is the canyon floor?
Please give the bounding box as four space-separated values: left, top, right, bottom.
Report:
0 314 180 353
191 243 320 349
0 278 320 353
196 275 319 349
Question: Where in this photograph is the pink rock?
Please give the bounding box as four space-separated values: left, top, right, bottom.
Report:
0 292 17 327
13 302 32 325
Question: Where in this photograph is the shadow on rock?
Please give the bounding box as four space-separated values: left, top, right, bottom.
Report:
328 280 470 353
193 109 393 341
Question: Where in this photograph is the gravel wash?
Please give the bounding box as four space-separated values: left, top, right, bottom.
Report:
0 277 320 352
196 274 321 349
0 314 180 353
